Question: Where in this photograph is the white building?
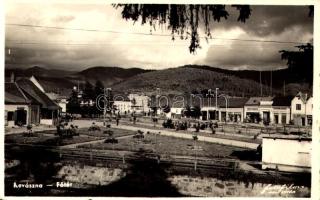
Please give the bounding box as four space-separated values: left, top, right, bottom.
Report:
113 100 132 114
272 96 291 124
244 97 273 124
262 136 311 173
5 75 60 127
166 107 184 119
129 94 150 113
291 92 313 126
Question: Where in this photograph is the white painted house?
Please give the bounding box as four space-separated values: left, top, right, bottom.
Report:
291 92 313 126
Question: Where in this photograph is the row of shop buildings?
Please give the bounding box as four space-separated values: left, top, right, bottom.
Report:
113 91 313 126
163 93 312 126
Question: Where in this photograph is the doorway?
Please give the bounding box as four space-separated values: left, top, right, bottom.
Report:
15 108 27 126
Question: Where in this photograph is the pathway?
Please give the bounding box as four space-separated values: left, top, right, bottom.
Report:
112 124 259 149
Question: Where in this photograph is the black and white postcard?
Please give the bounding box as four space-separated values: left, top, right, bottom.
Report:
2 0 319 198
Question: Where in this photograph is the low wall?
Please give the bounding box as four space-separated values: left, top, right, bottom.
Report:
169 175 310 197
57 164 125 186
56 164 310 197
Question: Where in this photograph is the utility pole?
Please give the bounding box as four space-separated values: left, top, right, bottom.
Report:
259 71 262 96
270 70 273 96
103 88 106 126
77 80 80 93
215 88 219 120
283 80 286 96
208 89 212 107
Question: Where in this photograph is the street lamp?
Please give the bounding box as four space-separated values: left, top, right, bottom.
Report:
215 88 219 120
219 94 228 124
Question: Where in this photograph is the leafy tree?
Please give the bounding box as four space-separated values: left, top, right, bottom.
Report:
67 89 81 114
83 81 94 100
184 105 191 118
280 43 313 85
190 106 201 119
113 4 251 53
94 80 104 99
93 80 104 115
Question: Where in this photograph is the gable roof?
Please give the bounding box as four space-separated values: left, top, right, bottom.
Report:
16 78 60 110
245 97 273 106
5 82 30 104
294 92 311 103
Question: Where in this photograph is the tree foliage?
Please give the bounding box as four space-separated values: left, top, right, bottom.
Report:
114 4 251 53
67 89 80 114
94 80 104 99
279 43 313 84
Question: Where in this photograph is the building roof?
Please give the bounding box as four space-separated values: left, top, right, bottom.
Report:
5 82 30 104
202 97 248 108
294 92 312 103
16 78 60 110
220 97 249 108
272 96 293 107
245 97 273 106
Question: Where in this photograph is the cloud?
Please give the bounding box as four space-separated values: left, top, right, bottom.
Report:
210 5 313 38
5 3 313 71
52 15 75 24
202 20 313 70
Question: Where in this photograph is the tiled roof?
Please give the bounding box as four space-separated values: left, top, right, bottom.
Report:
16 79 60 110
202 97 248 108
245 97 273 106
5 82 30 104
295 92 312 103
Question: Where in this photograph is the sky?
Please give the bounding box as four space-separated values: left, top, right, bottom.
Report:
5 1 314 71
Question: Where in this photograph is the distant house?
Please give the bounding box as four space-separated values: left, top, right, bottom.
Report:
201 98 219 121
16 78 60 126
128 94 150 113
113 98 132 115
5 82 41 126
291 92 313 126
219 97 248 123
167 101 185 119
30 75 68 113
244 97 273 124
272 96 292 124
201 97 248 122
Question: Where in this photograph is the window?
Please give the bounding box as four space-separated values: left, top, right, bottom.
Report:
281 115 286 124
7 111 14 121
296 104 301 110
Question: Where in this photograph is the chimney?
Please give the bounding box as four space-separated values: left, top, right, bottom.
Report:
10 72 15 83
